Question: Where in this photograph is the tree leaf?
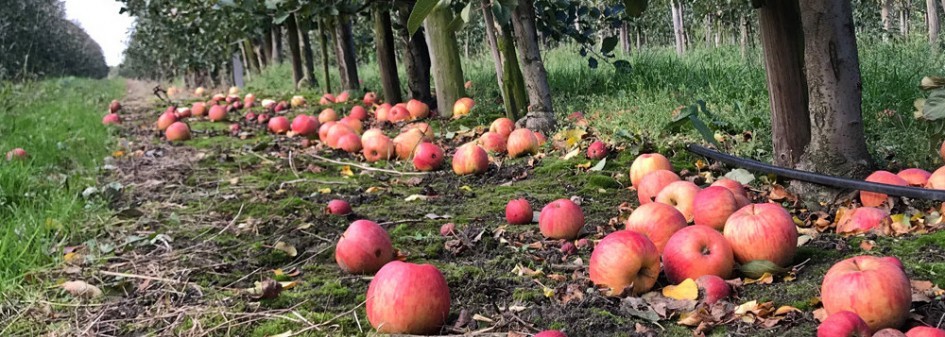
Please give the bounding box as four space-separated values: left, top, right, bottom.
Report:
601 36 618 54
919 89 945 120
724 168 755 185
273 241 297 257
688 114 722 148
662 278 699 300
408 0 440 36
623 0 648 17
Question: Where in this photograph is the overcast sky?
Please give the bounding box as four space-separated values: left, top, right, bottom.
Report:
64 0 135 66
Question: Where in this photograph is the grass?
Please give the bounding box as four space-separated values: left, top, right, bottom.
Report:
0 77 124 293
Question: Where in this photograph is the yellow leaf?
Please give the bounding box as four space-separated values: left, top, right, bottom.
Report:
365 186 383 193
695 159 706 170
562 148 581 160
678 309 705 326
744 272 774 285
555 129 586 148
890 213 906 224
339 165 354 177
662 278 699 300
279 281 299 290
63 252 82 264
318 188 331 194
273 241 298 257
576 161 592 169
404 194 429 202
774 305 801 316
734 300 759 316
543 286 555 298
112 150 125 158
460 185 472 191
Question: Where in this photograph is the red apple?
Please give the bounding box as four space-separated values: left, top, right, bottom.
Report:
928 166 945 189
388 105 411 122
225 94 238 104
319 121 337 143
507 129 539 158
335 220 394 274
836 207 891 236
108 99 121 113
588 230 661 296
256 113 270 124
5 148 27 161
208 104 227 122
439 223 455 236
349 105 368 120
898 168 932 187
319 108 339 123
662 225 734 284
451 143 489 175
404 122 434 140
326 199 352 215
861 171 908 207
326 124 356 149
695 275 731 304
490 118 515 138
291 115 319 137
821 256 911 331
102 113 121 125
538 199 585 240
534 131 547 146
906 327 945 337
268 116 290 134
630 153 673 188
453 97 475 118
156 111 178 131
335 91 350 103
375 103 391 122
393 129 425 160
818 311 872 337
711 178 748 198
165 122 191 141
320 93 336 105
366 261 450 334
337 133 363 153
362 92 376 106
412 142 444 171
229 123 240 136
362 131 394 162
274 101 289 113
874 329 908 337
176 107 192 118
478 131 508 153
505 198 533 225
339 116 363 134
655 181 700 222
723 203 797 266
692 186 739 231
624 202 687 253
534 331 567 337
637 169 681 204
406 99 429 120
587 141 608 159
243 93 256 106
192 102 207 117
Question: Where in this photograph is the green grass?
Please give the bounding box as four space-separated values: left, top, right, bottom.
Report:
0 77 124 293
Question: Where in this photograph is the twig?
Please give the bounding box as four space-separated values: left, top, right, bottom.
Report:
291 300 366 336
99 270 197 287
309 154 428 176
288 150 301 179
278 178 348 190
378 219 427 227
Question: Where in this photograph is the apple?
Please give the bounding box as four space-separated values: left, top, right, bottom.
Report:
335 91 350 103
375 103 391 122
821 255 911 331
587 141 608 159
836 207 891 236
194 87 206 96
692 186 739 231
362 92 376 106
388 105 411 122
339 116 363 134
906 327 945 337
362 132 394 162
723 203 798 266
440 223 455 236
630 153 673 188
874 329 908 337
405 122 434 140
534 331 567 337
256 113 270 124
165 122 191 141
274 101 289 113
291 115 319 137
225 94 238 104
267 116 290 134
861 171 908 207
335 220 394 274
319 121 337 143
711 178 748 198
191 102 207 117
319 108 339 123
637 169 681 204
102 113 121 125
326 123 356 149
662 225 735 283
506 198 533 225
695 275 730 304
490 118 515 138
393 129 426 160
412 142 444 171
337 133 363 153
155 111 178 131
243 93 256 107
261 99 276 110
818 311 872 337
539 199 585 240
108 100 121 113
534 131 547 146
478 131 508 153
232 101 244 110
5 148 27 161
349 105 368 120
176 107 192 118
406 99 429 119
208 104 227 122
655 181 700 222
453 97 475 118
588 230 661 296
928 166 945 189
941 140 945 163
624 202 687 253
228 86 239 95
211 93 226 103
320 93 336 105
229 123 240 136
326 199 352 215
898 168 932 187
290 95 306 108
366 261 450 334
507 129 539 158
452 143 489 175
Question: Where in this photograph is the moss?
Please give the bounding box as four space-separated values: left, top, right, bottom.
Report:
512 287 541 302
249 319 300 337
586 174 619 189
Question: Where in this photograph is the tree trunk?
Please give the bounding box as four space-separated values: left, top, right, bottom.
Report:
679 2 689 49
705 14 713 48
255 39 267 70
758 0 810 168
334 15 361 91
620 21 631 55
374 3 403 103
261 30 273 66
319 19 332 94
929 0 940 48
297 20 317 88
397 2 433 104
285 14 304 89
881 0 892 41
740 15 749 57
512 0 555 132
636 26 642 50
272 26 284 64
482 0 507 108
671 1 684 56
796 0 872 184
424 4 466 115
499 22 528 120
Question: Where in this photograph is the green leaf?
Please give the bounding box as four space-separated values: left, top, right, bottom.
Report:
920 89 945 121
601 36 618 54
623 0 648 17
273 12 290 24
688 114 722 148
408 0 440 36
738 260 789 278
448 1 478 32
218 0 236 7
493 0 517 24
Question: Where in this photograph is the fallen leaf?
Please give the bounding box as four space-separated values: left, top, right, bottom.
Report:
472 314 494 323
556 129 587 148
339 165 354 177
662 278 699 301
404 194 429 202
859 240 875 251
812 308 828 322
229 177 240 185
743 272 774 285
273 241 298 257
562 148 581 160
267 331 293 337
589 158 607 171
318 187 331 194
365 186 384 193
774 305 801 316
725 169 755 185
695 159 707 171
460 185 473 192
62 280 103 298
512 264 544 278
575 161 592 169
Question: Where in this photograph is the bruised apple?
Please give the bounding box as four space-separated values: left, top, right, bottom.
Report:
588 230 661 296
366 261 450 334
335 220 394 274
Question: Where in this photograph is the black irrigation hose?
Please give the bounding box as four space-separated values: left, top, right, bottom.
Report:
686 144 945 201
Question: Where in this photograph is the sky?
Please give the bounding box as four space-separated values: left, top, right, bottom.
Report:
64 0 135 67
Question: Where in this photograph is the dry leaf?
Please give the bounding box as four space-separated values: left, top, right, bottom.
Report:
273 241 298 257
774 305 801 316
62 280 103 298
404 194 429 202
562 148 581 160
859 240 875 251
339 165 354 177
318 187 331 194
813 308 828 322
663 279 699 301
743 272 774 285
267 331 293 337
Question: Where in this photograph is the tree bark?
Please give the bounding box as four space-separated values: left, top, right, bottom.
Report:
334 15 361 91
272 26 284 64
319 19 332 94
512 0 555 132
796 0 872 182
397 2 433 104
671 1 684 55
261 30 273 66
929 0 940 48
482 0 507 108
740 15 748 58
499 22 528 120
758 0 810 168
285 14 304 89
374 3 402 103
705 14 713 48
881 0 892 41
424 4 466 115
620 21 631 55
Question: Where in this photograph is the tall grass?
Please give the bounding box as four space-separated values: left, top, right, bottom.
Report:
0 77 123 293
247 39 945 169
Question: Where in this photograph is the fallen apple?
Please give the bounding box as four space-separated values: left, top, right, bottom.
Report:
695 275 730 304
366 261 450 334
588 230 660 296
393 129 426 160
291 115 319 138
624 202 687 253
897 168 932 187
587 141 608 159
102 113 121 125
836 207 891 236
905 327 945 337
723 203 798 266
326 199 352 215
490 118 515 138
861 171 907 207
406 99 429 120
538 199 585 240
451 143 489 175
319 108 339 123
349 105 368 120
818 311 872 337
655 181 701 222
156 111 178 131
692 186 739 231
335 220 394 274
662 225 735 284
412 142 444 171
637 169 680 204
478 131 508 154
506 198 533 225
5 148 28 161
165 122 191 141
630 153 673 188
268 116 290 134
208 104 227 122
507 129 539 158
821 255 911 331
